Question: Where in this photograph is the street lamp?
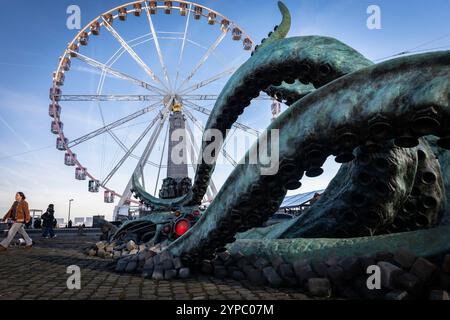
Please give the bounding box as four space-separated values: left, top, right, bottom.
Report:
68 199 74 228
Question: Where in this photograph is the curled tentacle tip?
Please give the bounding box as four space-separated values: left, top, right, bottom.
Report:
278 1 288 10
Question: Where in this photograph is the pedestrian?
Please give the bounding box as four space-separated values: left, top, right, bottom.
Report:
0 192 33 251
42 204 56 239
68 220 73 228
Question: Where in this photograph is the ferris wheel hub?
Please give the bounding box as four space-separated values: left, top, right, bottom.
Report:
164 94 184 112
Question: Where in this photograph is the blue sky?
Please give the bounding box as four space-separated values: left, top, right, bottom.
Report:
1 0 449 221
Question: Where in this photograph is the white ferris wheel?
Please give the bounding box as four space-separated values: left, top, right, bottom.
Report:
49 1 272 219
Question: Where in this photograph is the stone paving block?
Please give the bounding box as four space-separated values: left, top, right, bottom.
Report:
359 254 377 272
410 258 437 283
200 261 213 274
326 265 346 286
164 269 177 280
307 278 331 298
252 257 270 270
231 270 245 281
162 258 174 271
173 257 183 270
339 256 362 279
115 258 128 273
377 261 403 289
151 266 164 281
278 263 295 279
394 272 422 294
217 251 231 262
178 268 191 279
214 266 228 279
393 249 416 269
262 266 283 287
125 261 138 273
293 260 315 285
311 261 328 278
271 256 285 271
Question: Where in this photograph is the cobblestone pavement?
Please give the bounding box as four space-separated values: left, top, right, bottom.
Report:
0 236 310 300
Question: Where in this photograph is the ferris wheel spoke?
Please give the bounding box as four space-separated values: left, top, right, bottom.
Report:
117 107 170 206
144 1 173 92
102 17 169 92
73 51 166 95
58 94 226 102
68 101 162 148
109 128 171 168
153 120 170 196
177 30 228 92
101 109 164 186
183 100 261 137
174 3 193 89
59 94 164 102
179 66 238 95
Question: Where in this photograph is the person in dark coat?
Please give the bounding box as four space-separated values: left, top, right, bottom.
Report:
42 204 56 239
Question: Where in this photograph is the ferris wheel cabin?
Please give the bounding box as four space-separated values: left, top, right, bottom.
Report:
61 57 71 71
118 7 128 21
48 103 61 118
133 3 142 16
243 37 253 50
149 1 157 14
103 13 114 25
232 27 242 41
56 137 68 151
53 71 65 86
75 167 87 181
193 6 202 20
51 121 63 134
49 87 61 101
207 12 216 25
164 1 173 14
104 191 115 203
69 43 79 57
220 19 229 32
89 180 100 193
64 152 77 166
79 32 89 46
90 21 101 35
179 2 187 16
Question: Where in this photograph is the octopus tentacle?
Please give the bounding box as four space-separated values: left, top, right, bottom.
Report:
186 36 373 206
167 51 450 262
252 1 291 55
226 225 450 264
131 173 191 209
265 80 315 106
277 139 446 238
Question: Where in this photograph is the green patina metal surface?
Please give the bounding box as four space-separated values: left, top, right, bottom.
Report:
227 226 450 263
120 2 449 265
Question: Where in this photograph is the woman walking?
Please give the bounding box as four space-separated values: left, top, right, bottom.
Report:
42 204 56 239
0 192 33 251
